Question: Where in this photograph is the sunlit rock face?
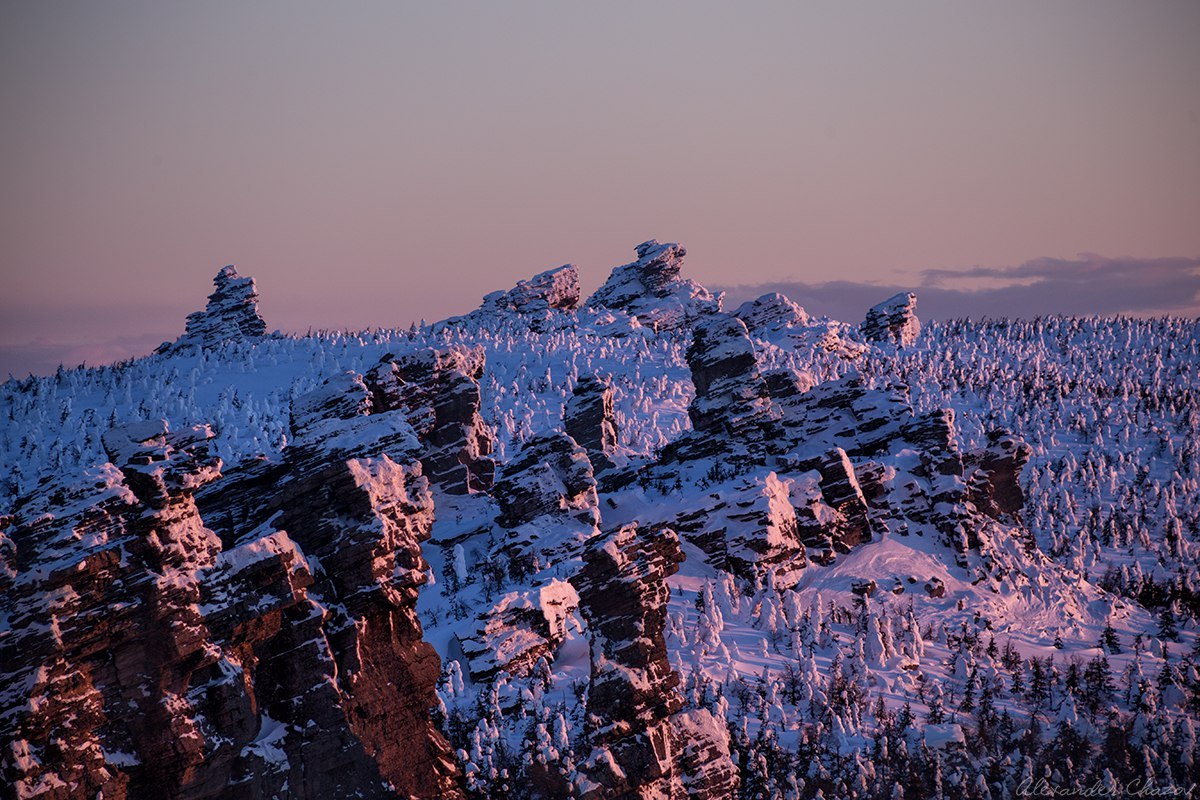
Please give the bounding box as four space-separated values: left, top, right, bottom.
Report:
158 266 268 353
0 381 463 799
861 291 920 347
572 524 738 800
586 240 720 331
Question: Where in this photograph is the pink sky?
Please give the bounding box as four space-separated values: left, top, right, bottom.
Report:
2 2 1198 376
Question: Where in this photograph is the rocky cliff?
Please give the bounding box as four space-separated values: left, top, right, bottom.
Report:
1 372 463 798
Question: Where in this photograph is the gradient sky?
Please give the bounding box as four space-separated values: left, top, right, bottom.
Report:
2 1 1198 376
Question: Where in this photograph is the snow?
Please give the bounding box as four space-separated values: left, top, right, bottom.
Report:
2 253 1198 798
242 713 289 768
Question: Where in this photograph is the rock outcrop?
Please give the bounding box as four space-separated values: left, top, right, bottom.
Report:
456 579 580 682
585 240 720 331
964 428 1033 521
1 381 464 798
440 265 581 332
681 313 776 451
573 524 738 799
733 292 809 333
657 327 1033 574
672 472 808 586
365 347 495 494
158 266 268 353
815 447 874 551
494 431 600 572
564 375 619 472
482 264 581 314
861 292 920 347
735 292 868 360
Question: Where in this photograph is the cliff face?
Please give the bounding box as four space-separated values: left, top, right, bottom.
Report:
0 372 464 799
573 524 738 800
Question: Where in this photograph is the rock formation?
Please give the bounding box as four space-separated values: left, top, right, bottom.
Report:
733 292 809 333
671 472 809 586
681 313 776 451
1 375 464 798
494 431 599 570
564 375 619 472
585 240 720 330
365 347 495 494
573 524 738 799
440 264 581 331
815 447 874 551
964 428 1033 521
861 292 920 347
158 266 268 353
483 264 581 314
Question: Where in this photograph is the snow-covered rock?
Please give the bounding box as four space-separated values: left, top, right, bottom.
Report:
158 265 268 352
565 374 620 472
585 240 720 331
860 291 920 347
3 241 1197 800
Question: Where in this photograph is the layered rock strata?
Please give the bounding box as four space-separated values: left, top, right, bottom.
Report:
861 292 920 347
573 524 738 799
158 266 268 353
585 240 720 331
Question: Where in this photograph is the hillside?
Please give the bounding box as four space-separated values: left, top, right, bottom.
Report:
2 242 1198 799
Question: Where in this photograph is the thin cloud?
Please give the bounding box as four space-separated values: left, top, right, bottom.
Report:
0 333 170 380
718 255 1200 323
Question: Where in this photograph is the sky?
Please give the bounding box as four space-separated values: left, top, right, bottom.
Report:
1 1 1198 377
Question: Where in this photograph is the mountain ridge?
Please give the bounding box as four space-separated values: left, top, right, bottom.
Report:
2 241 1198 799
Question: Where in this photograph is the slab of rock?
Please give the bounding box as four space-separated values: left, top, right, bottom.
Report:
573 524 737 799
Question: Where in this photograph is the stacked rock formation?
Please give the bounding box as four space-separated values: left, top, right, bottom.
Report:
573 524 738 799
158 266 268 352
681 313 777 452
564 375 620 472
861 292 920 347
585 240 720 330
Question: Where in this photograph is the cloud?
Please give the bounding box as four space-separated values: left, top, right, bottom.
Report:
716 255 1200 323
